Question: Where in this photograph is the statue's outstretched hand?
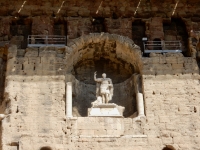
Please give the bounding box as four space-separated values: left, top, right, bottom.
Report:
94 71 97 75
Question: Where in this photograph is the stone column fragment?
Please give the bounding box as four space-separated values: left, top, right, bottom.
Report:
137 93 145 117
66 82 72 117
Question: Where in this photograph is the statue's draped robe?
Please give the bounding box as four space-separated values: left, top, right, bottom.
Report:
96 78 113 102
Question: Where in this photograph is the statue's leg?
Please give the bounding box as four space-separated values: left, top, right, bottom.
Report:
105 94 109 103
102 95 105 103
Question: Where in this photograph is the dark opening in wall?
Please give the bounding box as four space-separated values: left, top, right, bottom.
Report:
10 142 19 150
153 38 162 50
162 146 176 150
92 18 105 33
112 12 118 19
132 20 146 52
40 146 52 150
10 18 32 49
54 19 67 36
0 46 7 104
163 148 172 150
163 18 188 56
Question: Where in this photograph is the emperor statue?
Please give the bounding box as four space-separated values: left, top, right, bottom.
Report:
94 72 113 104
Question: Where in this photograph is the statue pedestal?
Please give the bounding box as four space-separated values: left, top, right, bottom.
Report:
88 103 124 117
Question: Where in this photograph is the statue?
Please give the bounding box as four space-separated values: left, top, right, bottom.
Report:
88 72 124 117
93 72 113 104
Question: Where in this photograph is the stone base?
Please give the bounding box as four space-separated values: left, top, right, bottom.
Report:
88 103 125 117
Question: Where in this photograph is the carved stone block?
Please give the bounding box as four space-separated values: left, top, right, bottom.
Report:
88 103 124 117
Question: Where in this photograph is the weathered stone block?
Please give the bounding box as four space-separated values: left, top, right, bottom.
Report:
7 45 17 59
142 58 151 64
78 129 95 135
25 51 38 57
148 137 162 145
172 63 184 69
94 129 107 135
159 116 170 123
173 136 191 144
177 57 184 64
151 57 160 64
166 57 177 64
161 137 173 144
23 63 34 70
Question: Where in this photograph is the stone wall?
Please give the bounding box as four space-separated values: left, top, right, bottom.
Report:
142 53 199 75
146 17 164 41
0 15 199 59
66 18 133 42
1 1 200 149
2 46 66 150
1 0 200 18
66 17 92 41
1 34 200 149
142 74 200 150
2 75 65 150
141 53 200 149
3 72 200 149
32 16 54 35
6 46 65 76
105 18 132 39
143 74 200 150
1 42 142 150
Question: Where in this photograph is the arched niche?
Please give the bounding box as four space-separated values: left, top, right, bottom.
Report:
65 33 143 117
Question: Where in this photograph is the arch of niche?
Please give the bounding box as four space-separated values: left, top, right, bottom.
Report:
65 33 143 76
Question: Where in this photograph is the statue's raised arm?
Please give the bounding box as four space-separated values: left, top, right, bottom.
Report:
94 71 102 82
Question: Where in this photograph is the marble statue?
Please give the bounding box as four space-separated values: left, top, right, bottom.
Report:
88 72 124 117
94 72 113 104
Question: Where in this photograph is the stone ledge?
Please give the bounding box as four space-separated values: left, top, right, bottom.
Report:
79 135 147 138
121 135 147 138
79 135 121 138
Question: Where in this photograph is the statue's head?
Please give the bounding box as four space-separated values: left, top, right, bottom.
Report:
102 73 106 78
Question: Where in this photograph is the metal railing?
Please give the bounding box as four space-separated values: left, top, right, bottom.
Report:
0 41 9 46
27 35 66 47
144 41 182 53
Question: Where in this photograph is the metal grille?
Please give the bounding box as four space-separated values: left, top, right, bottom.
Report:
144 41 182 53
0 41 9 47
27 35 66 47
